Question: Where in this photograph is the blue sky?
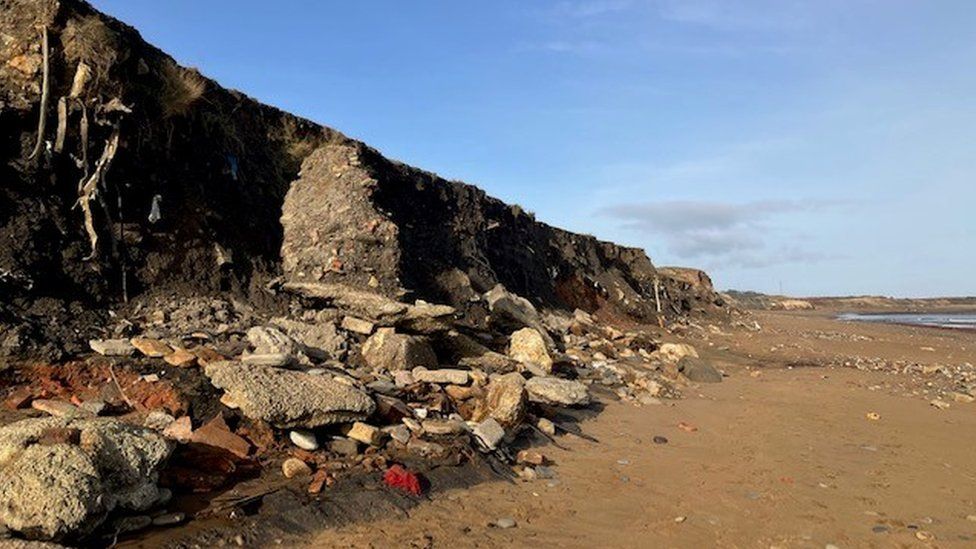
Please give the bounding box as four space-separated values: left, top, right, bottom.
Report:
91 0 976 297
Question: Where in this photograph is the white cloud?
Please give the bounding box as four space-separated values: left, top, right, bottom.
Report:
600 199 843 268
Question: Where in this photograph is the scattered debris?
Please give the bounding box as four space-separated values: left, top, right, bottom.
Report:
383 464 423 496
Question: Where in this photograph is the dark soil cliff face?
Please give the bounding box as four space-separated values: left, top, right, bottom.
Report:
1 0 723 358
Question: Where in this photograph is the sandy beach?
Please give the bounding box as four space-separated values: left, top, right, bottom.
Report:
304 310 976 548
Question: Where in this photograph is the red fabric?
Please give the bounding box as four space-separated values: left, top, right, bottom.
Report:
383 464 422 496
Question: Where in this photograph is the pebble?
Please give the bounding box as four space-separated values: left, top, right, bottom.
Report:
534 466 557 479
89 338 136 356
653 435 668 444
494 517 517 529
282 458 312 479
871 525 889 534
289 429 319 451
327 437 361 456
31 399 87 418
412 367 470 385
473 418 505 450
344 422 385 446
385 424 412 444
537 418 556 436
152 512 186 527
674 516 687 523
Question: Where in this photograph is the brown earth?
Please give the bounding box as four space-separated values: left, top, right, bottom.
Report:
297 311 976 548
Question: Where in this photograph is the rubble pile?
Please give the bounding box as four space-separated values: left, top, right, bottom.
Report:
0 280 724 544
830 356 976 408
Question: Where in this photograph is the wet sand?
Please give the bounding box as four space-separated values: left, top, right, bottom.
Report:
304 311 976 548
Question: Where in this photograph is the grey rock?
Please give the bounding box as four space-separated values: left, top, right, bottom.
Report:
79 400 107 417
508 328 553 372
525 377 590 406
271 318 346 360
340 316 375 335
89 339 135 357
537 417 557 436
396 302 456 334
393 371 415 387
485 285 540 331
384 424 411 444
327 437 360 456
246 326 307 364
495 517 517 529
366 380 398 395
281 283 408 320
473 418 505 450
678 357 723 383
241 353 295 368
143 411 176 431
534 465 558 479
421 419 466 436
0 417 172 541
289 430 319 451
0 444 105 540
362 329 438 372
484 285 553 347
412 367 469 385
406 439 446 457
475 373 527 428
205 362 375 429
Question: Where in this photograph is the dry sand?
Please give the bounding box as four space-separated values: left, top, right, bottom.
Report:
305 311 976 548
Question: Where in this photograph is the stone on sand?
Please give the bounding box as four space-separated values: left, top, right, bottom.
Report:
362 329 438 371
204 362 375 429
508 328 553 372
678 356 723 383
0 417 172 541
525 376 590 406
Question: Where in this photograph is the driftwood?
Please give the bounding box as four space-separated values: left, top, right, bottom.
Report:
28 26 50 160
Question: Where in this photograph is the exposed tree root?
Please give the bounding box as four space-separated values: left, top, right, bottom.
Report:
75 127 120 260
28 26 50 161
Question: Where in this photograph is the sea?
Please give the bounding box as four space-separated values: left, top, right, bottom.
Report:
837 312 976 330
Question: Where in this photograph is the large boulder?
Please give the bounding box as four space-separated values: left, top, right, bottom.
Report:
204 362 375 428
485 284 541 331
678 356 723 383
0 417 172 541
525 377 590 407
655 342 698 364
474 373 527 428
270 318 347 360
508 328 553 372
361 329 438 371
246 325 310 365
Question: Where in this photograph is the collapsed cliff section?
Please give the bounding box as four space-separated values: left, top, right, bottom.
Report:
280 142 711 323
1 0 722 358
